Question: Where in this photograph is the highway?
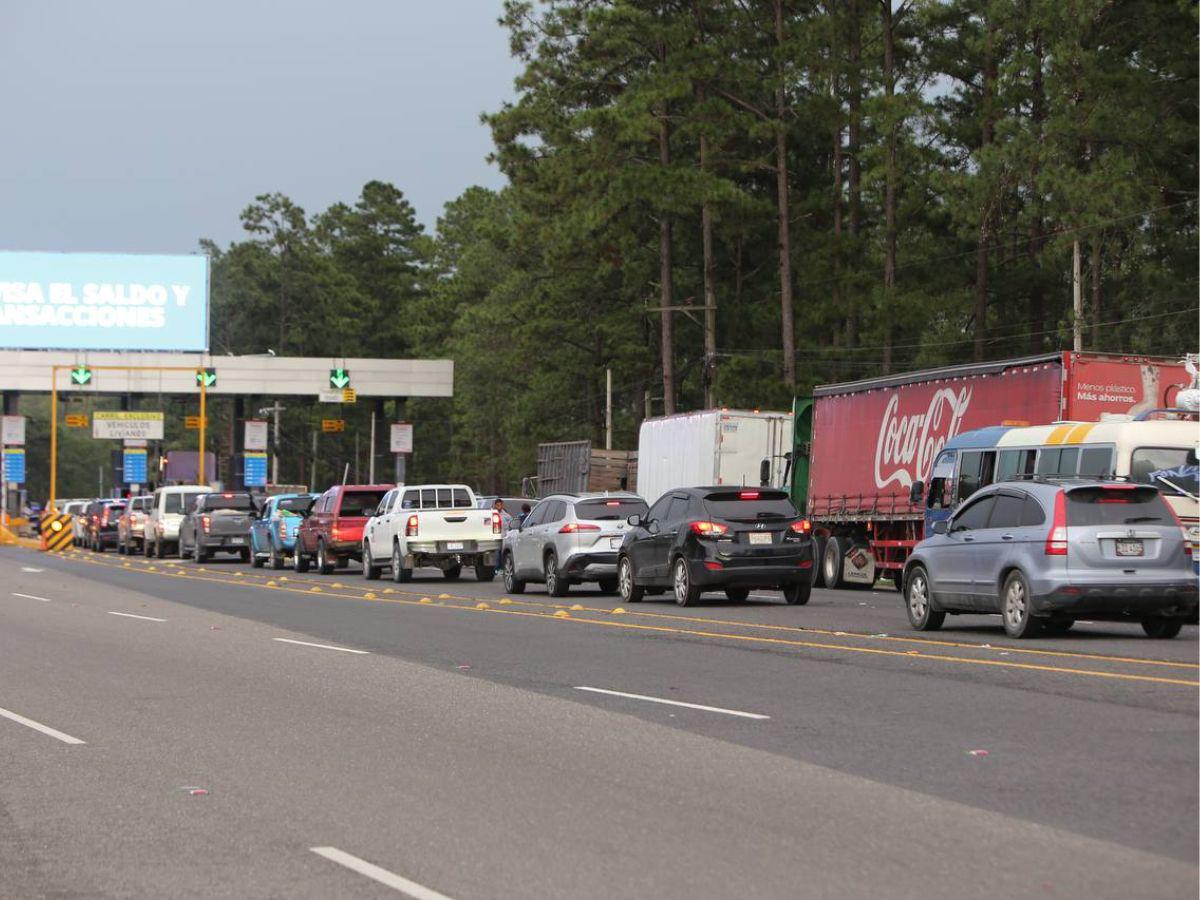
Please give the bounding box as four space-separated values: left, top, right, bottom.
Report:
1 544 1196 898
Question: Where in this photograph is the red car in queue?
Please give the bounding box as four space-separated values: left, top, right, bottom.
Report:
294 483 394 574
617 487 815 606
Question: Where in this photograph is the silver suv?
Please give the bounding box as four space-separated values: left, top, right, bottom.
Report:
502 492 648 596
903 478 1198 638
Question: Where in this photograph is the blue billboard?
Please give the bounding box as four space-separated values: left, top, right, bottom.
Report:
0 251 209 351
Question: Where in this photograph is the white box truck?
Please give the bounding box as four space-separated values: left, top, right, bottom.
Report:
636 410 795 506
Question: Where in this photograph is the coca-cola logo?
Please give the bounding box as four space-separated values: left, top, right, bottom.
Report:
874 387 972 489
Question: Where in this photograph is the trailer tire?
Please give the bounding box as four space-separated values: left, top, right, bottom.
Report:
822 536 844 589
809 536 827 587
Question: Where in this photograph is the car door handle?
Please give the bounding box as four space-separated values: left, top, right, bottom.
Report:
962 535 974 542
1001 534 1014 541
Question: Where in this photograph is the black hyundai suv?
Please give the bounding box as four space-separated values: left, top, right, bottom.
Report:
617 487 815 606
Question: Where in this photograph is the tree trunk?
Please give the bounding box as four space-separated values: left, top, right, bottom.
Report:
775 0 795 388
1090 235 1102 349
1027 16 1047 353
701 130 717 407
974 11 997 362
658 105 676 416
880 0 898 375
846 0 862 350
832 103 844 380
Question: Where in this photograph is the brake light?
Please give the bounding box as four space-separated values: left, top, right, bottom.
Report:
560 522 601 533
1045 490 1067 556
605 500 621 506
101 509 110 526
739 491 759 500
406 515 419 537
704 561 724 570
689 521 729 537
332 524 341 542
492 510 502 534
789 519 812 534
1165 503 1194 558
201 514 211 534
277 519 287 540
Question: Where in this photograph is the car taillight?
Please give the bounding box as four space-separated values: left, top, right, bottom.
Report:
560 522 600 533
689 521 729 537
492 511 502 534
1044 490 1067 556
1165 504 1194 559
101 509 109 526
789 519 812 534
277 519 287 540
406 515 419 537
332 524 341 542
201 514 211 534
739 491 760 500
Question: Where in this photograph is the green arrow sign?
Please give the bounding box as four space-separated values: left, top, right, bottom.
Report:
70 366 92 385
329 368 351 389
195 368 217 387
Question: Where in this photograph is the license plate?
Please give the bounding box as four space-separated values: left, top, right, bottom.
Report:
446 541 464 551
609 537 622 549
228 537 244 545
1115 539 1143 557
748 532 773 545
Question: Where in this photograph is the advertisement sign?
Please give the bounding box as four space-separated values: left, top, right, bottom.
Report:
3 448 25 484
390 422 413 454
122 448 148 485
92 411 165 440
1064 354 1190 420
244 420 268 452
1 415 25 445
0 250 209 351
243 452 268 487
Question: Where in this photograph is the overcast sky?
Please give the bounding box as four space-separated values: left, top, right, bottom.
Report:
0 1 519 254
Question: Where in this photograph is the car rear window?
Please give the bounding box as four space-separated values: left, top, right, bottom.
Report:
1066 486 1170 526
575 499 648 521
340 491 388 516
205 494 254 511
401 488 473 510
277 496 314 515
703 490 797 520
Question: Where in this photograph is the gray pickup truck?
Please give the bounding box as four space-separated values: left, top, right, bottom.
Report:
178 492 258 563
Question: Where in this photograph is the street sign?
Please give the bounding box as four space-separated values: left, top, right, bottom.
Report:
122 448 148 484
244 419 268 451
195 367 217 388
1 415 25 445
390 422 413 454
317 391 344 403
329 368 351 389
65 414 89 428
321 419 345 434
3 448 25 484
244 452 268 487
93 411 164 440
123 438 148 448
69 365 93 385
185 415 207 429
342 388 357 404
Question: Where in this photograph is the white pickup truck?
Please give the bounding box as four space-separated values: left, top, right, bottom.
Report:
360 484 503 583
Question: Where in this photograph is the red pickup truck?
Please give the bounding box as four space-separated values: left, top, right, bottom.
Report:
294 483 393 574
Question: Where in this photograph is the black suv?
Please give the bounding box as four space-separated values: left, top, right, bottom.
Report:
617 487 815 606
84 499 126 552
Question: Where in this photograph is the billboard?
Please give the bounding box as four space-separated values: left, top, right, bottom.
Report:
92 411 165 440
0 251 208 351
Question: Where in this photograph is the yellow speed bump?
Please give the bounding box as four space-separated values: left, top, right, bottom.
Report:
553 610 570 618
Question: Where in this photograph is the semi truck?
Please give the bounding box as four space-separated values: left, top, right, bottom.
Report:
791 351 1193 589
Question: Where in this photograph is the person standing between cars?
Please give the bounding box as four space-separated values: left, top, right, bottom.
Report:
493 499 514 573
519 503 532 526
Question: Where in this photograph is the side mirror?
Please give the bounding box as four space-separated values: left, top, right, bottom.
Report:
627 514 642 528
759 459 771 486
932 520 949 535
909 480 925 505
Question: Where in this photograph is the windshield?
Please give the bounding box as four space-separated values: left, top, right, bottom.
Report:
1130 447 1199 497
340 490 388 517
206 495 254 511
575 498 648 521
703 490 797 520
1066 486 1170 525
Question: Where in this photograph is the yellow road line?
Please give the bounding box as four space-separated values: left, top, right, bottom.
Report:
48 551 1200 688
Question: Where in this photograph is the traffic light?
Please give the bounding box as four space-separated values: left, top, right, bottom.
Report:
196 367 217 388
70 366 92 385
329 368 351 389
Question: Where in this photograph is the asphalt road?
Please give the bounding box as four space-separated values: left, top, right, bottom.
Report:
1 544 1196 898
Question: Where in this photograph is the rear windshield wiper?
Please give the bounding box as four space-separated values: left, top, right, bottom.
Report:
1123 516 1163 523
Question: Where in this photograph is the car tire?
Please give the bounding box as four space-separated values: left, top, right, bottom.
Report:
362 544 382 580
316 541 334 575
725 587 750 602
391 544 412 583
117 539 125 556
269 543 284 570
905 566 945 631
809 535 827 587
1042 617 1074 635
822 536 844 589
503 552 526 593
598 578 618 594
155 539 166 559
239 548 250 563
545 553 569 597
293 547 310 574
144 538 153 558
783 582 811 606
95 539 104 553
252 552 265 568
618 556 643 604
474 562 495 583
1001 570 1041 638
443 564 463 581
195 545 209 564
1141 617 1184 639
672 557 700 606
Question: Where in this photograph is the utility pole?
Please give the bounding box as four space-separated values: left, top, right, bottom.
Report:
368 408 376 483
605 368 613 451
1072 240 1083 352
310 431 317 491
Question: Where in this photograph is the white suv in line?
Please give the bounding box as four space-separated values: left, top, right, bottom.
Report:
145 485 209 558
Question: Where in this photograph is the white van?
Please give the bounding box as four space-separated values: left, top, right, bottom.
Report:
145 485 210 558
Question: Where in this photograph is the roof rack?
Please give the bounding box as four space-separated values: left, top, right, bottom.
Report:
1000 473 1133 484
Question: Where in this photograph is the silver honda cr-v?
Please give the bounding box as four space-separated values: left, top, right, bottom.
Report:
502 492 648 596
903 478 1197 638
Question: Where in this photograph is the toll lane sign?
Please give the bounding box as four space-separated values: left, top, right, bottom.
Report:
122 448 148 484
322 419 345 434
93 411 164 440
244 452 268 487
3 448 25 484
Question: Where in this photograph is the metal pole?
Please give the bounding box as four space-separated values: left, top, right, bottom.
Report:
49 366 59 510
272 402 281 485
198 376 207 485
310 430 317 491
369 409 376 483
605 368 613 451
1072 240 1083 353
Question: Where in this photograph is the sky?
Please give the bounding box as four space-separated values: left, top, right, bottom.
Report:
0 1 520 254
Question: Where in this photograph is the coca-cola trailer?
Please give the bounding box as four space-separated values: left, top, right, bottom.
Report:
791 351 1191 590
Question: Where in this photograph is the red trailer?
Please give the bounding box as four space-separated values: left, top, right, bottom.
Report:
799 352 1191 589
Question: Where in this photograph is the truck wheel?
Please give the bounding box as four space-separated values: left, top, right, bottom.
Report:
155 539 166 559
316 541 335 575
782 583 811 606
672 558 700 607
362 544 382 580
239 548 250 563
597 578 618 594
252 551 265 568
474 562 495 583
822 537 844 589
293 547 310 574
1142 617 1184 639
194 547 209 564
391 544 412 583
905 566 944 631
809 536 826 587
442 565 463 581
618 556 643 603
503 553 526 593
544 553 569 597
269 543 284 570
